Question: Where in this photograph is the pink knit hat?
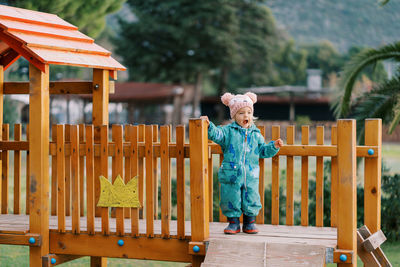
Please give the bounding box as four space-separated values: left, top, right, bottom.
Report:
221 92 257 119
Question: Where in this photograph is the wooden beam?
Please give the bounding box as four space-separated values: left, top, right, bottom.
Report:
49 232 192 263
358 225 391 266
362 229 387 253
337 119 357 267
4 81 93 94
92 68 109 220
42 254 83 266
189 118 209 267
28 63 50 266
0 65 3 211
0 233 41 246
0 49 21 70
0 31 46 73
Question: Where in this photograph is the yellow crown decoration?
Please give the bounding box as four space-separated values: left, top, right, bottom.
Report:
97 175 141 208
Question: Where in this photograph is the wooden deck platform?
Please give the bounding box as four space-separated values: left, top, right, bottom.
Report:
0 214 337 247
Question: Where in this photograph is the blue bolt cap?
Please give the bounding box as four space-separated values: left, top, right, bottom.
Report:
193 245 200 253
51 258 56 264
339 254 347 262
28 237 35 244
117 239 124 246
368 149 374 155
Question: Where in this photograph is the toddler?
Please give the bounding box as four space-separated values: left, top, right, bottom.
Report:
201 92 283 234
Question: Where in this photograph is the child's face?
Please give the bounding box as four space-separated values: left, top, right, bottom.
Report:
234 107 253 128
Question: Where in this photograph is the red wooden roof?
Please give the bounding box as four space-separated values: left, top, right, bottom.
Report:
0 4 125 73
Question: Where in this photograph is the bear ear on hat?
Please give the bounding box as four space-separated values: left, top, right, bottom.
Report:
245 92 257 104
221 93 234 106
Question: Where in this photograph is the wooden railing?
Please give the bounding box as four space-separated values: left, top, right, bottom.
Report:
0 119 382 265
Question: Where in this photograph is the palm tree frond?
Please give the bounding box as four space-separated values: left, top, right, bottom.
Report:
335 42 400 118
389 97 400 134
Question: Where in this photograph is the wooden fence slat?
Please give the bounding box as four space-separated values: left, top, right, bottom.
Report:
301 125 309 226
51 125 57 216
100 125 109 235
65 124 71 217
271 126 280 225
71 125 80 234
56 125 65 233
26 124 30 215
152 124 159 220
138 124 145 219
1 124 9 214
176 125 185 239
113 125 124 236
331 125 338 227
145 125 154 237
14 124 21 214
256 126 265 224
160 126 171 238
364 119 382 234
218 154 226 222
130 125 139 236
79 124 85 217
124 126 131 219
316 126 324 227
286 126 295 226
85 125 95 235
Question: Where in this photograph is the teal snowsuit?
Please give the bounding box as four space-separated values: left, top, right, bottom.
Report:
208 121 279 218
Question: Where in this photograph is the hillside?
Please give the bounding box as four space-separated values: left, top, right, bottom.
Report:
268 0 400 52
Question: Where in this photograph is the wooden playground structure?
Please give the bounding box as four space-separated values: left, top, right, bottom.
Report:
0 4 391 267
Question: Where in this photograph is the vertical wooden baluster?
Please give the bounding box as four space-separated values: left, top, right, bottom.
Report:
316 126 324 227
79 124 85 217
71 125 80 234
113 125 124 236
26 124 30 215
0 66 2 215
364 119 382 234
145 125 154 237
160 125 171 238
51 125 57 216
218 154 226 222
208 140 213 222
152 124 158 220
331 125 338 227
256 126 265 224
286 126 295 226
271 125 280 225
100 125 109 235
2 124 9 214
138 124 145 219
124 126 131 219
176 125 185 239
65 124 71 216
130 125 139 236
14 124 21 214
301 125 309 226
86 125 95 235
56 125 65 233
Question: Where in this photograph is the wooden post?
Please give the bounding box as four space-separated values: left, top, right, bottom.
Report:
364 119 382 234
286 126 295 226
91 68 109 267
28 63 50 266
189 118 209 267
301 126 309 226
271 125 280 225
337 119 357 267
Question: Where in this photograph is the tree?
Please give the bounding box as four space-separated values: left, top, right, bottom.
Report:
334 43 400 139
3 0 125 37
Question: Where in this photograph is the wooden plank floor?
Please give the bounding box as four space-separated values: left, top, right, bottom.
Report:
0 214 337 248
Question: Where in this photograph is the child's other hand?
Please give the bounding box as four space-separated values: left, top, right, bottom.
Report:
274 138 283 149
200 116 209 125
